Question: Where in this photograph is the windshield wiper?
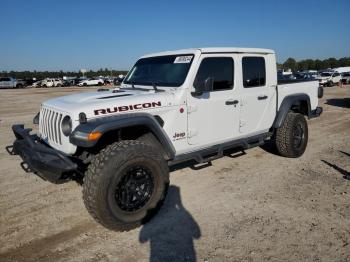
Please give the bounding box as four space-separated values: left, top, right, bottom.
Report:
123 81 164 92
151 82 165 92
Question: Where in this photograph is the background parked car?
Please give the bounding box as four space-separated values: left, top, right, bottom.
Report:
0 77 24 88
113 74 125 84
341 72 350 84
54 79 63 87
32 80 43 88
62 79 75 87
22 78 36 87
40 78 62 87
40 78 55 87
278 73 296 81
16 79 27 88
316 71 341 87
73 77 87 85
77 78 104 86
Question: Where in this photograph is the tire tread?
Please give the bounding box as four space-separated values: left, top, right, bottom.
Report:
83 140 168 231
274 112 308 158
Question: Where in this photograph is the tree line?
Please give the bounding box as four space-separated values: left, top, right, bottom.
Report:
2 57 350 79
0 68 128 79
279 57 350 72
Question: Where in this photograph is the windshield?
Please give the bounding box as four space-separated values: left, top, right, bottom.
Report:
320 72 332 77
124 54 194 87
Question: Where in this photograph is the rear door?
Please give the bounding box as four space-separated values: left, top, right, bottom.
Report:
238 55 276 135
187 54 240 146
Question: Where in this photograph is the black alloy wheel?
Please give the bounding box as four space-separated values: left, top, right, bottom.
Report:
115 166 154 212
292 123 305 150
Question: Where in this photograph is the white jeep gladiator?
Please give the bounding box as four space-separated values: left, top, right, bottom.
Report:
9 47 323 231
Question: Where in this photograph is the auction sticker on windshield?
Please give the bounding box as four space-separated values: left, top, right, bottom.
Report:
174 56 193 63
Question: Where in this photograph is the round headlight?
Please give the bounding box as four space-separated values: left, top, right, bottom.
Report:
61 115 72 136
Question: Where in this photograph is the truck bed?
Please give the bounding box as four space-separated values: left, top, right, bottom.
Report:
277 79 319 111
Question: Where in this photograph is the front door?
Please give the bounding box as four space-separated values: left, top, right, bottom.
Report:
187 55 240 146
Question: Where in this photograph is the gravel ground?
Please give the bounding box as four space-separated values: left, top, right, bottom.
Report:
0 85 349 262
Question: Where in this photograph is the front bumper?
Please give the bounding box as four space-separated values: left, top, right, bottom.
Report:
8 124 78 184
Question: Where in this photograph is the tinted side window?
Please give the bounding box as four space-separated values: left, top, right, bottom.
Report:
242 57 266 88
194 57 233 91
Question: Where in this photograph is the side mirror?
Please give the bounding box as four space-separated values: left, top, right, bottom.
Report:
192 77 213 97
203 77 214 92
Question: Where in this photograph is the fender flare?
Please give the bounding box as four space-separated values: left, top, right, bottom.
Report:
272 94 311 128
70 113 176 159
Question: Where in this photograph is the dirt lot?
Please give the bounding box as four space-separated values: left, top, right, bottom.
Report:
0 86 349 262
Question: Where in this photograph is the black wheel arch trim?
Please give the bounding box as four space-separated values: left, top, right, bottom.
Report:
273 93 312 128
70 113 175 159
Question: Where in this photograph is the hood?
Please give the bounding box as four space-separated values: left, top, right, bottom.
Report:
42 88 175 120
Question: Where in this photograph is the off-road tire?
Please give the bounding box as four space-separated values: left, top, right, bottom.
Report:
318 86 324 98
83 140 169 231
273 112 308 158
138 132 168 159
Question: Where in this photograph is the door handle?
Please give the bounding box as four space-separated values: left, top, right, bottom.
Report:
258 95 268 100
225 100 239 105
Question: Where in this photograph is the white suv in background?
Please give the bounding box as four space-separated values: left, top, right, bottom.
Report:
41 78 63 87
77 78 104 86
341 72 350 84
316 71 342 87
53 79 63 87
0 77 17 88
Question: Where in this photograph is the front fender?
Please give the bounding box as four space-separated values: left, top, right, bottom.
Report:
70 113 175 159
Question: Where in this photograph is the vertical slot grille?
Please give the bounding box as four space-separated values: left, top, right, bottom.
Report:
39 107 64 145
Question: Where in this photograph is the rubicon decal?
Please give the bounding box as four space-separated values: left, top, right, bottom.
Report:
94 101 162 115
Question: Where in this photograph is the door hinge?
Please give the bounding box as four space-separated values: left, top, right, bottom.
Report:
188 129 198 138
187 105 198 113
240 120 246 127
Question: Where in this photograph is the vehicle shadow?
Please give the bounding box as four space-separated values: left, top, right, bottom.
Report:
325 98 350 108
139 185 201 262
259 141 280 156
321 160 350 180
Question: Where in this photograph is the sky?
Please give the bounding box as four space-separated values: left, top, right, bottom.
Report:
1 0 349 71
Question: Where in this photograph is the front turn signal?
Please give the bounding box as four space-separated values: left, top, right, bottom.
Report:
87 131 102 141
